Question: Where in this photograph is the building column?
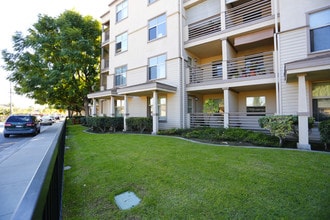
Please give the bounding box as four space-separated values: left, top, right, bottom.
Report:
92 98 97 116
110 97 115 117
297 74 311 150
223 88 229 128
123 95 128 132
152 91 159 135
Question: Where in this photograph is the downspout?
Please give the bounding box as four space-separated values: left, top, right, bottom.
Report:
274 0 281 115
179 0 186 128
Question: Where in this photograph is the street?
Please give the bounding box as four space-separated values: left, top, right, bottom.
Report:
0 122 52 163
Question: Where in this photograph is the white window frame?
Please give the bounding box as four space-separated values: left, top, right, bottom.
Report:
149 96 167 121
115 32 128 54
148 54 166 80
115 65 127 87
116 0 128 22
148 14 166 41
309 8 330 53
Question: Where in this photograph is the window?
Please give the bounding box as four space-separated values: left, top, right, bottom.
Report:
149 96 167 121
148 14 166 41
115 99 125 117
115 65 127 86
312 82 330 121
246 96 266 116
148 54 166 80
116 0 128 22
116 32 128 53
310 8 330 52
212 61 222 78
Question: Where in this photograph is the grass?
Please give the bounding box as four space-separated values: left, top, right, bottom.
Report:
63 125 330 219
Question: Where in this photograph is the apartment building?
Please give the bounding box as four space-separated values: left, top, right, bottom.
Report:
88 0 330 150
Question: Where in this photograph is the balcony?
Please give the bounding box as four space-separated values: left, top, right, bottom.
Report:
227 51 274 79
229 112 274 130
101 59 109 72
189 113 224 128
187 52 273 85
102 31 110 44
188 15 221 41
225 0 272 29
188 61 223 84
189 112 274 131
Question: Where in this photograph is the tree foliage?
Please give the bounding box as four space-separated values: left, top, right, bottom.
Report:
2 10 101 115
259 115 294 147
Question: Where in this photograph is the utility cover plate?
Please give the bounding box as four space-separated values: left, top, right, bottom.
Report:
115 191 141 210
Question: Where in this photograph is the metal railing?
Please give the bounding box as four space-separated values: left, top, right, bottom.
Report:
225 0 272 29
229 112 273 130
188 61 223 84
227 52 274 79
190 113 224 128
188 14 221 40
101 59 110 72
11 121 66 220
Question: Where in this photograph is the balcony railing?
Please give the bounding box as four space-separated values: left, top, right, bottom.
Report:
225 0 272 29
188 61 223 84
103 31 110 43
229 112 274 130
188 14 221 40
187 52 273 85
227 52 274 79
101 59 110 71
190 113 224 128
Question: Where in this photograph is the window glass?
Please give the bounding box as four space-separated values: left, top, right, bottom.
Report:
115 65 127 86
116 32 127 53
148 54 166 80
246 96 266 116
115 100 125 117
149 96 167 121
148 14 166 41
116 0 128 22
310 9 330 52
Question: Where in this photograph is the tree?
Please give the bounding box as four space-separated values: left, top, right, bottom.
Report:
2 10 101 116
258 115 294 147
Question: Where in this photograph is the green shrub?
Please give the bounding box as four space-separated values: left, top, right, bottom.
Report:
126 117 152 133
158 127 278 147
319 120 330 150
85 116 123 133
259 115 294 146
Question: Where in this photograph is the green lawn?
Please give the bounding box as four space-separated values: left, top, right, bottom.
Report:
63 125 330 219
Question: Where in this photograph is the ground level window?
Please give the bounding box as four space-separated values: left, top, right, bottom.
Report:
115 99 125 117
246 96 266 116
149 96 167 121
312 82 330 121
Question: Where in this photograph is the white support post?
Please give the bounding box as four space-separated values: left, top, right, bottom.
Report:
223 88 229 128
92 99 96 116
152 91 159 135
123 95 128 132
110 97 115 117
297 74 311 150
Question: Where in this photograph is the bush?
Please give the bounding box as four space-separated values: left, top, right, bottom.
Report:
158 127 278 147
319 120 330 150
259 115 294 146
85 116 123 133
126 117 152 133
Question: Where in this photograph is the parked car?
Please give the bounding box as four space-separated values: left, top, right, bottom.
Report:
3 115 41 138
40 115 54 126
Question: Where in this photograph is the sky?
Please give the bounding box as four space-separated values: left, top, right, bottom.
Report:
0 0 110 108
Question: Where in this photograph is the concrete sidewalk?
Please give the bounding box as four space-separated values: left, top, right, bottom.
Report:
0 122 63 219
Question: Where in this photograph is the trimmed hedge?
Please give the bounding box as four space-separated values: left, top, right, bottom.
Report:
158 127 279 147
85 117 123 133
126 117 152 133
319 120 330 150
